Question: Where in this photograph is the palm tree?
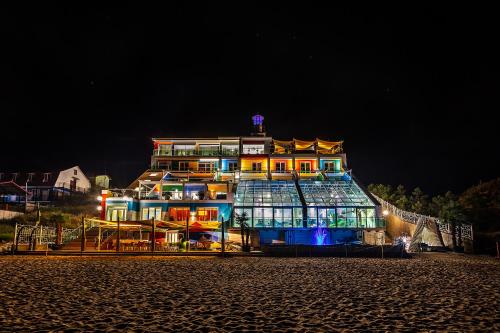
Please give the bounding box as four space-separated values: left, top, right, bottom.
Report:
235 212 250 252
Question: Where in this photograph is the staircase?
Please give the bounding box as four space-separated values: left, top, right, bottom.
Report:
59 227 100 251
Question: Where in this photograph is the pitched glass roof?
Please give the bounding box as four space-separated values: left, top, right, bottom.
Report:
299 180 375 207
234 180 302 207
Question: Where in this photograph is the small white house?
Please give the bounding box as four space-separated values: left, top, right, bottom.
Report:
54 166 91 193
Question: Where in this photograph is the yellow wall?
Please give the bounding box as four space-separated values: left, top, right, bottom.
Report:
241 158 268 171
270 159 293 171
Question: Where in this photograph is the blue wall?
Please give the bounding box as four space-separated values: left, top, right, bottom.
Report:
258 229 359 245
221 159 237 171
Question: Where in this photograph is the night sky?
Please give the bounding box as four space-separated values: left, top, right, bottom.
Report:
1 4 498 195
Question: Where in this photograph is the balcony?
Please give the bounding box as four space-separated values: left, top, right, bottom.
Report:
153 148 239 157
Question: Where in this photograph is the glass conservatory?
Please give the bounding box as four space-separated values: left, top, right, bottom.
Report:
233 180 303 228
298 180 379 228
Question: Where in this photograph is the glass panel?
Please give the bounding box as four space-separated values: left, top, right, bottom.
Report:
357 208 367 228
327 208 336 228
283 208 292 228
274 208 283 228
318 208 328 227
254 208 272 228
346 208 357 227
149 207 155 220
366 209 375 228
155 208 162 221
293 208 303 228
307 207 317 227
337 208 346 227
299 180 375 207
142 208 149 221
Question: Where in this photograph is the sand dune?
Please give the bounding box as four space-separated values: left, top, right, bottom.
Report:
0 253 498 332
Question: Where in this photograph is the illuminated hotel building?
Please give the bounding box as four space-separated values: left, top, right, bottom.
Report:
105 115 384 246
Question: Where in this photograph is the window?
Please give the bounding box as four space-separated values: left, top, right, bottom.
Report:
157 144 172 156
42 173 50 183
108 208 126 221
199 145 219 156
228 161 237 171
198 162 214 172
197 207 218 221
142 207 162 220
307 207 317 227
242 144 265 154
293 208 303 228
324 162 334 171
27 173 34 182
168 207 190 222
252 162 262 172
274 208 292 228
300 162 311 173
74 169 78 175
178 162 189 171
174 145 196 156
275 162 286 173
221 145 239 156
253 208 272 227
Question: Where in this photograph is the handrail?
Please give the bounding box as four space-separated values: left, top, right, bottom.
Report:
371 193 473 240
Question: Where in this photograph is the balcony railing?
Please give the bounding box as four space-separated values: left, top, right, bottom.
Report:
154 148 239 157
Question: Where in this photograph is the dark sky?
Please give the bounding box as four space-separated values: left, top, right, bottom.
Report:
1 3 498 195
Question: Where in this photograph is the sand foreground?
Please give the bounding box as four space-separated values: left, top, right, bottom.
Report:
0 253 499 332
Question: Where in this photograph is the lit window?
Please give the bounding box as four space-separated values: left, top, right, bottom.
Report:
198 162 214 172
168 207 190 221
150 173 158 177
275 162 286 172
252 162 262 172
242 144 265 154
300 162 311 172
228 161 237 171
196 208 218 221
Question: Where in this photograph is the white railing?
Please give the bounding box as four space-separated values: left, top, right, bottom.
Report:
371 193 473 240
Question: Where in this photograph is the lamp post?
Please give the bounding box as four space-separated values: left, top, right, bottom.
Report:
25 180 29 213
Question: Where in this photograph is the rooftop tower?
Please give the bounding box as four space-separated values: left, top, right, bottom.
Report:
251 114 266 136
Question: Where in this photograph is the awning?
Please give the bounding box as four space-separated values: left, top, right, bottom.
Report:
293 139 315 150
207 184 227 193
317 139 343 152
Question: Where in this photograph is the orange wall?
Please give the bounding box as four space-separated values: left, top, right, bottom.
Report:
295 159 317 170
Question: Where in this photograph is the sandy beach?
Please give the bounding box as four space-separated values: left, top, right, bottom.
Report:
0 253 498 332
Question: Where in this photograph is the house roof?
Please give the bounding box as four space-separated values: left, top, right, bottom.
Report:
0 181 28 195
0 172 57 187
127 170 166 189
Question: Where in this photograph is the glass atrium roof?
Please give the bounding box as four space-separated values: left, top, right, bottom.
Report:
234 180 302 207
299 180 375 207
